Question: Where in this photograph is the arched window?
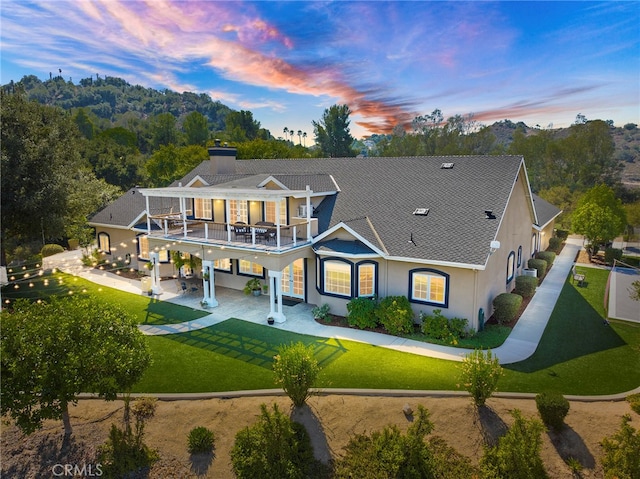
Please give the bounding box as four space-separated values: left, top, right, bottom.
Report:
517 245 523 268
409 268 449 307
97 232 111 254
507 251 516 284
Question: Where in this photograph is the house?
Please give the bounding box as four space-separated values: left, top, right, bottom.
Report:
89 144 562 330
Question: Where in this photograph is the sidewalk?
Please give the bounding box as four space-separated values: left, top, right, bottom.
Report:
50 240 582 365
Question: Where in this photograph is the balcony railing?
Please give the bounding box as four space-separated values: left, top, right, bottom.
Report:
148 214 309 251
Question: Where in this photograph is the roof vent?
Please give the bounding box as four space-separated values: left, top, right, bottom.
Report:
413 208 430 216
441 162 454 169
485 210 496 219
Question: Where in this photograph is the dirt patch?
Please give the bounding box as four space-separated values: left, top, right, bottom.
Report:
2 395 637 478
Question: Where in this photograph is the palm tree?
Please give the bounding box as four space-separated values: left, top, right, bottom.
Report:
297 130 302 145
283 127 289 142
302 132 307 147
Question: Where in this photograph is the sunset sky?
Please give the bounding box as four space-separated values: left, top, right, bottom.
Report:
1 1 638 139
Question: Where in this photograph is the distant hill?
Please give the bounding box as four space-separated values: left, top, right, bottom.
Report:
4 74 233 132
488 119 640 188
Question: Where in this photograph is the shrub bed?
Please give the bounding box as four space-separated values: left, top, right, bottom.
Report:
493 293 523 325
420 309 468 345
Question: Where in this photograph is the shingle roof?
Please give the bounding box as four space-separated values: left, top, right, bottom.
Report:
233 155 527 266
90 187 179 227
532 194 562 228
313 238 377 255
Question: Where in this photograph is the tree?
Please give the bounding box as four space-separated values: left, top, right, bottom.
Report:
151 112 178 148
183 111 209 146
459 349 503 406
1 92 85 255
145 144 208 187
272 342 320 407
312 104 355 157
73 108 95 139
572 184 627 255
225 110 261 141
1 296 151 437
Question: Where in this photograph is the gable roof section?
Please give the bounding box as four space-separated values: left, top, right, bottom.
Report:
89 187 147 228
532 194 563 229
236 155 525 266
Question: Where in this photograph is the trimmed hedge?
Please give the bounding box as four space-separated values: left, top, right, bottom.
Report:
41 243 64 258
493 293 523 325
548 237 562 252
376 296 414 335
536 251 556 267
514 275 537 299
535 392 570 430
527 258 548 279
604 247 623 265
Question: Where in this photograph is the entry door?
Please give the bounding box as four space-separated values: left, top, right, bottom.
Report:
281 259 304 299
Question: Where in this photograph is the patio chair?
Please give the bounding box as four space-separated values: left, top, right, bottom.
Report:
572 266 585 287
255 221 276 243
232 221 250 241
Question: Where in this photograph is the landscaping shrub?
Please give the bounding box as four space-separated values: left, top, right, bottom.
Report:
480 409 548 479
420 309 468 345
335 405 478 478
604 247 623 265
528 258 548 279
626 393 640 415
346 296 378 329
231 403 315 479
459 349 502 407
514 275 537 299
535 391 570 430
548 237 563 252
272 342 320 407
67 238 79 250
556 229 569 239
536 250 556 267
187 426 215 454
375 295 414 335
600 414 640 479
492 293 523 325
41 243 64 258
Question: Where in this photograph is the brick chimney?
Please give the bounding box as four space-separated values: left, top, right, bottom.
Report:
208 139 237 174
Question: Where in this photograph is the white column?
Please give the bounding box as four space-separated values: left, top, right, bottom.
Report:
267 270 286 323
145 196 151 233
150 252 162 295
306 186 312 241
202 260 218 307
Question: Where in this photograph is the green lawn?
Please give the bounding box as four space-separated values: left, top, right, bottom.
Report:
1 271 209 325
135 266 640 396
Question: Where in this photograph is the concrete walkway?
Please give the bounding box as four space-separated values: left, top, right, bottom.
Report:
48 239 581 365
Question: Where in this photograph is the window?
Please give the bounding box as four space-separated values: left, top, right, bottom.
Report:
358 263 376 297
239 259 263 276
517 246 522 268
98 232 111 254
214 258 232 272
229 200 248 223
194 198 212 219
138 235 149 260
265 199 287 224
507 251 515 284
324 260 352 297
409 269 449 307
531 233 537 257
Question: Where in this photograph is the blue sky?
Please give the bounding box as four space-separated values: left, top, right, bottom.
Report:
1 1 638 139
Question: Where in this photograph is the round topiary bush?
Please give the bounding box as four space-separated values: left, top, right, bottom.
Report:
548 237 562 252
536 251 556 267
514 275 537 299
527 258 548 279
187 426 215 454
535 391 570 430
41 243 64 258
492 293 523 325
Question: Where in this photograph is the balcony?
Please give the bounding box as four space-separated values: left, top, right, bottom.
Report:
147 214 312 252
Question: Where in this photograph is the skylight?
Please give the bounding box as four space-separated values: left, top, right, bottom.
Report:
441 162 454 169
413 208 429 216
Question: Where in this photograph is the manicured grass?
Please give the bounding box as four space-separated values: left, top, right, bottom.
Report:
502 267 640 395
1 271 208 326
135 267 640 395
